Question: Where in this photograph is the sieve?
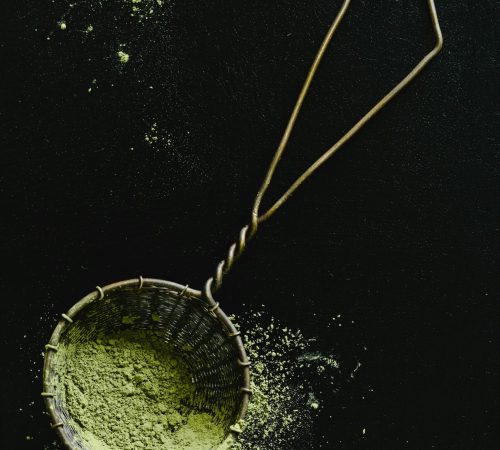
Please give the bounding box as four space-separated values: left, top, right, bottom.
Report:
42 1 443 448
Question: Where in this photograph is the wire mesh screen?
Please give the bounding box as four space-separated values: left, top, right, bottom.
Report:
43 280 247 449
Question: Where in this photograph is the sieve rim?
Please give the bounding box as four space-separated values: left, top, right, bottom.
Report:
42 277 251 449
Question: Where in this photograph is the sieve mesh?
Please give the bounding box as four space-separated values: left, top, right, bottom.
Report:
42 278 250 449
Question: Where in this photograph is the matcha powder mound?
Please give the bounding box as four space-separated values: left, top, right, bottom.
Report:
58 329 226 450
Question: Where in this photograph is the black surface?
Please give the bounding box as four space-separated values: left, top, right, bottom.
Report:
1 1 499 448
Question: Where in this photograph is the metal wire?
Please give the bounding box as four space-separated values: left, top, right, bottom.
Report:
206 0 443 294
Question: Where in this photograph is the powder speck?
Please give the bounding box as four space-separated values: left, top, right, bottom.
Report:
117 50 130 64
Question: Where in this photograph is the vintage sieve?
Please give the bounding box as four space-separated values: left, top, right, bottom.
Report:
42 1 443 448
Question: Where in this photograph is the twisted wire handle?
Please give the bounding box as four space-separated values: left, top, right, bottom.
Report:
205 223 257 296
205 0 443 299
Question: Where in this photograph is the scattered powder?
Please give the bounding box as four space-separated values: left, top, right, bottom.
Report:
60 329 226 449
228 310 343 449
140 120 204 191
145 122 174 148
128 0 166 23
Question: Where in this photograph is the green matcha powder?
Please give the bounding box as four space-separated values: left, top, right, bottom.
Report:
59 329 227 450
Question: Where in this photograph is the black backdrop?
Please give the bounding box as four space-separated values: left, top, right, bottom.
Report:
1 1 499 449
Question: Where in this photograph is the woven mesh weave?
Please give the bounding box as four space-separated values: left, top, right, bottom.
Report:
43 278 250 449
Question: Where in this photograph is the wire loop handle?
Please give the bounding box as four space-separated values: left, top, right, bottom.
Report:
206 0 443 295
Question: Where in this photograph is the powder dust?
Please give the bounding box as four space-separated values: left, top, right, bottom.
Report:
59 329 226 450
228 309 343 449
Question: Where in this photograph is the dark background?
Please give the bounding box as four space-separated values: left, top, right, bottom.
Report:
1 0 499 448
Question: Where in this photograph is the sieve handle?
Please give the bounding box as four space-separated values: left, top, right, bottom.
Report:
204 0 443 300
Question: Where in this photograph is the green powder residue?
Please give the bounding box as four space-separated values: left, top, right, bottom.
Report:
60 329 226 449
117 50 130 64
236 315 313 449
226 310 346 449
120 314 139 324
128 0 165 22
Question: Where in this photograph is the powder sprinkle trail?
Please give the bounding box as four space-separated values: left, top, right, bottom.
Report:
230 309 348 450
